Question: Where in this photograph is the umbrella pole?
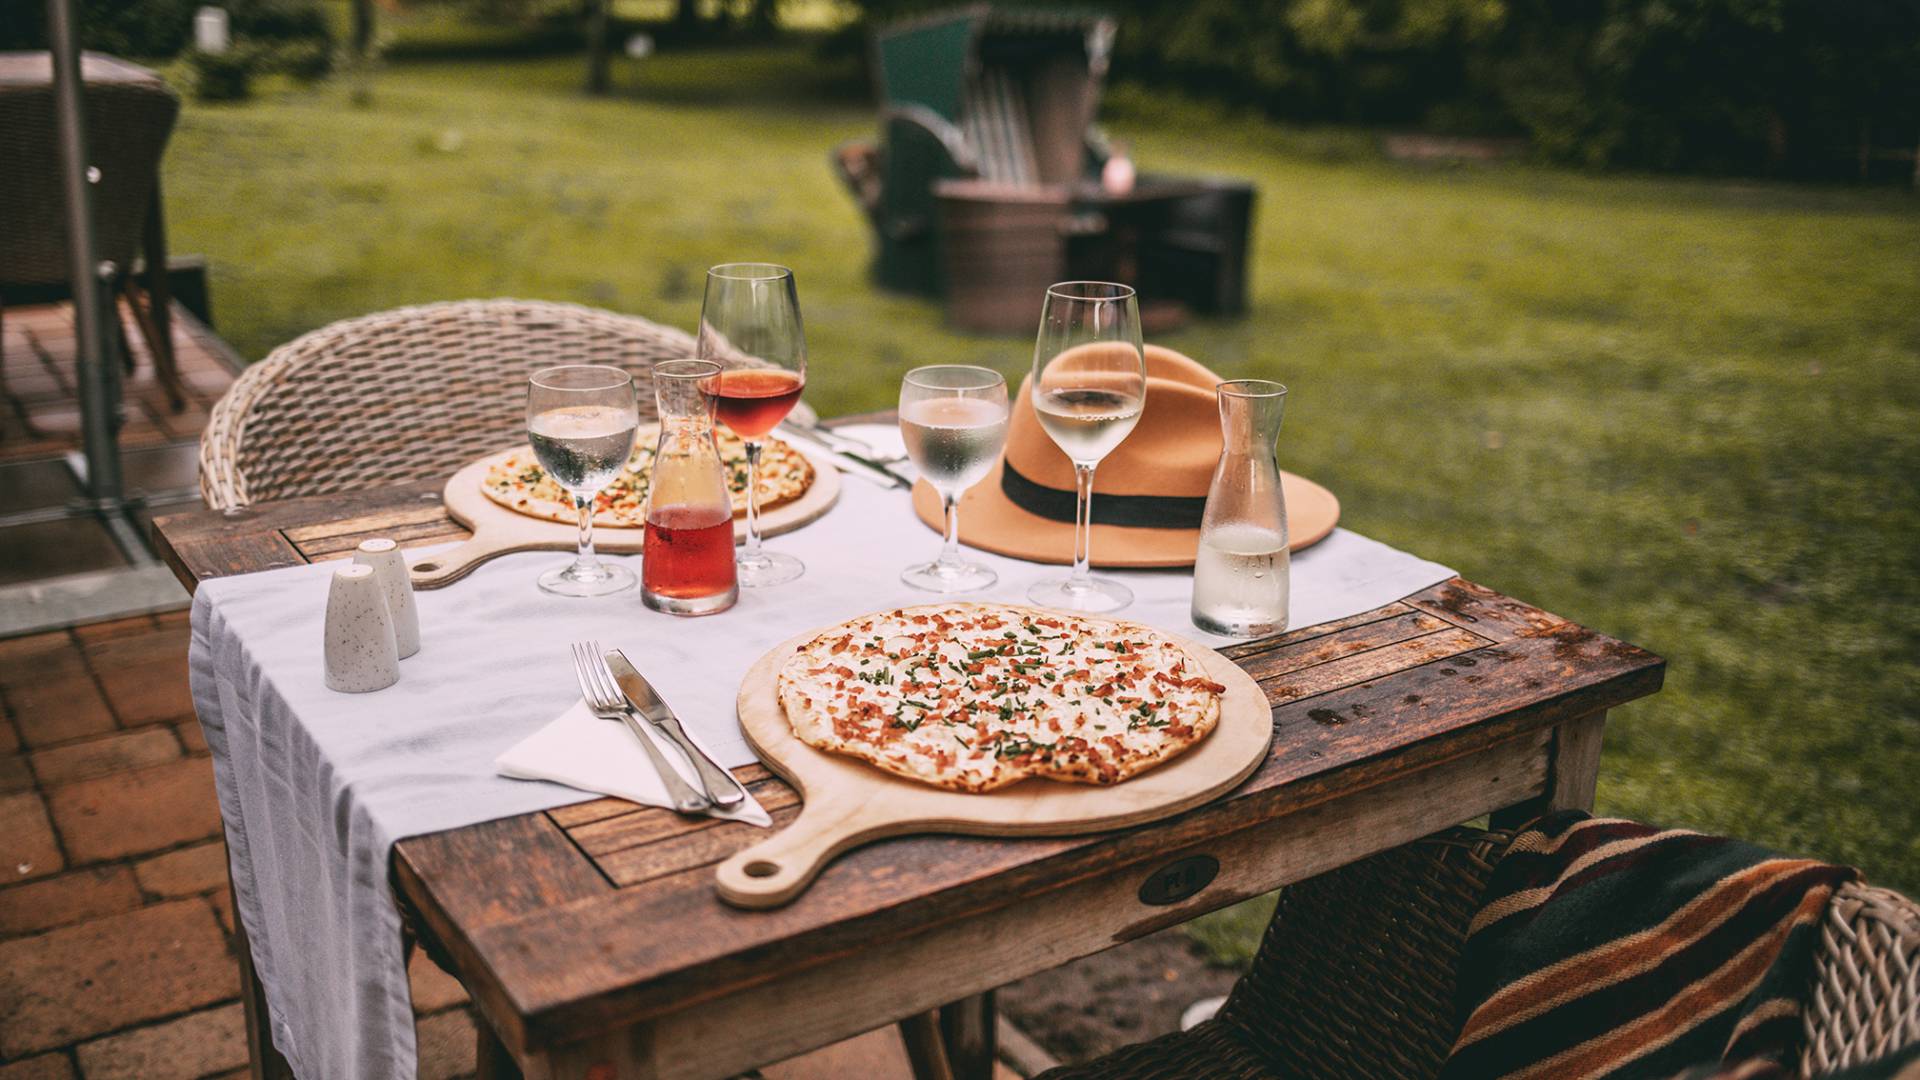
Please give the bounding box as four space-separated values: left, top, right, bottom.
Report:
47 0 150 563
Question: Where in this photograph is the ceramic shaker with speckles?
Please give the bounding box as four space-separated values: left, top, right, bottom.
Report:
353 538 420 658
324 563 400 693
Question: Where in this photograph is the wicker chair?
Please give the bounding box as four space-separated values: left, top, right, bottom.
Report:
199 299 696 509
0 52 183 408
1039 828 1920 1080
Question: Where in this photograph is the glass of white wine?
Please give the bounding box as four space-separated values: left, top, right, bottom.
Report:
1027 282 1147 613
527 364 640 597
899 365 1009 592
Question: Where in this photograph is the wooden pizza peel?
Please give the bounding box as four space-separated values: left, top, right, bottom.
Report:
409 433 841 589
716 606 1274 909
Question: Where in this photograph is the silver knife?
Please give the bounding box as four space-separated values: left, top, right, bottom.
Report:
776 422 913 490
605 650 748 807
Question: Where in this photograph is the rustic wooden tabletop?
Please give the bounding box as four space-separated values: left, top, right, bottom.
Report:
155 453 1664 1080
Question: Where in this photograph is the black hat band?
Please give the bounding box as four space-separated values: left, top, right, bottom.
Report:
999 459 1206 530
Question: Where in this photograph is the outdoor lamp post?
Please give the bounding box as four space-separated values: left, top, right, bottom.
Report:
45 0 147 561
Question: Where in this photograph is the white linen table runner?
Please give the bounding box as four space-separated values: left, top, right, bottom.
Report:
187 423 1454 1078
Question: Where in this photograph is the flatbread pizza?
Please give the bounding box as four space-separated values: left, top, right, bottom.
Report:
481 425 814 528
777 603 1226 793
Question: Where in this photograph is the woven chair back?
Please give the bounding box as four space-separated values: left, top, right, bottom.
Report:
1218 827 1509 1079
1804 881 1920 1073
0 54 177 287
199 299 696 509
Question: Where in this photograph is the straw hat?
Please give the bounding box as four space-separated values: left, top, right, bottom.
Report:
911 346 1340 567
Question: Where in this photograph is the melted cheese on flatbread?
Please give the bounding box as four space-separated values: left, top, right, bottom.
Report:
480 428 812 528
777 603 1225 792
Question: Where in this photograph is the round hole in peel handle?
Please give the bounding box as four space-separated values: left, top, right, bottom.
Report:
413 562 440 572
744 861 781 879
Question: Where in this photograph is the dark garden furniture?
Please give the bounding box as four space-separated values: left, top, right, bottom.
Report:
833 7 1259 330
0 51 183 409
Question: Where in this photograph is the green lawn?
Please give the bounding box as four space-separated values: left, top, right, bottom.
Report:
162 44 1920 963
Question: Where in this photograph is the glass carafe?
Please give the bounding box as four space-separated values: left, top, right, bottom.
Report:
1192 380 1290 638
642 360 738 616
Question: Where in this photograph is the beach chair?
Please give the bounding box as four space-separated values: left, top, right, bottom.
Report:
834 6 1256 326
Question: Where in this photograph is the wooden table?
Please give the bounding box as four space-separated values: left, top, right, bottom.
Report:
156 466 1664 1080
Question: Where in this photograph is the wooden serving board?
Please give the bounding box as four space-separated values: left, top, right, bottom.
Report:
408 432 842 589
716 607 1274 909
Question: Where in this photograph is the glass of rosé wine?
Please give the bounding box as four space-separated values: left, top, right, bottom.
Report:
696 263 808 588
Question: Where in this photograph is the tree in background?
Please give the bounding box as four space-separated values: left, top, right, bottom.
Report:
0 0 333 59
1481 0 1920 174
842 0 1920 179
1121 0 1508 126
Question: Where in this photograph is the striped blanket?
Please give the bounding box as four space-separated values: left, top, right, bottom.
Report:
1438 812 1859 1080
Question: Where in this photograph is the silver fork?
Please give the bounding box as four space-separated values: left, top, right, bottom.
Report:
570 642 711 814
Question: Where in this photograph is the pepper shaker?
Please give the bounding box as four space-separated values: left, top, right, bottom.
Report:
324 564 400 693
353 538 420 658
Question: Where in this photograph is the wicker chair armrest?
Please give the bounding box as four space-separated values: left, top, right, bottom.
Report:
1033 827 1512 1080
1803 880 1920 1075
1036 1018 1273 1080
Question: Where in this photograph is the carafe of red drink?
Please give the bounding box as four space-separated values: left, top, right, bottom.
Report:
641 361 738 616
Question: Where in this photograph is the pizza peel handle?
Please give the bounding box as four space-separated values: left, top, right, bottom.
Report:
715 789 914 909
407 534 571 590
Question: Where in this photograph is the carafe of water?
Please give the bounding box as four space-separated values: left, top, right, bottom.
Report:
642 360 738 616
1192 380 1289 638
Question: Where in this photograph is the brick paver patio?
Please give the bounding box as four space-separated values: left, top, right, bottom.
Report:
0 612 443 1080
0 613 1014 1079
1 299 237 467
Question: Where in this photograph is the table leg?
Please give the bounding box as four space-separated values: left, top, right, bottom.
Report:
899 1009 957 1080
141 184 182 411
940 992 997 1080
477 1018 527 1080
230 881 296 1080
1492 710 1607 828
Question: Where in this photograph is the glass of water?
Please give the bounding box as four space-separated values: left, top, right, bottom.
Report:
1027 282 1147 613
899 365 1009 592
527 364 640 597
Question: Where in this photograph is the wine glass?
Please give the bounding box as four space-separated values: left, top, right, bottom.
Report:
526 364 640 597
899 365 1009 592
697 263 807 588
1026 282 1147 613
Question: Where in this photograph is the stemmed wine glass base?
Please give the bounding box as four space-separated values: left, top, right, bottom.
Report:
737 550 805 588
539 561 635 597
1028 575 1132 614
902 560 997 594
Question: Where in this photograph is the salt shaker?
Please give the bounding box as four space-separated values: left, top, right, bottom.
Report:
324 564 400 693
353 538 420 658
1192 379 1290 638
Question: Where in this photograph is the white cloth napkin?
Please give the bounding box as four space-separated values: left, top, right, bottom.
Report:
496 700 772 825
